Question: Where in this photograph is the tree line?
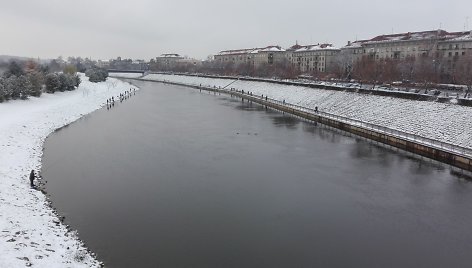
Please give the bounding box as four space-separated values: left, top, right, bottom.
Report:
0 57 114 103
333 52 472 91
0 60 82 103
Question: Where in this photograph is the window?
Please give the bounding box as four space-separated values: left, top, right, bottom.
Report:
462 52 466 56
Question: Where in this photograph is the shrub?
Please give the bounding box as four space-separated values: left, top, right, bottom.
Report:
85 68 108 83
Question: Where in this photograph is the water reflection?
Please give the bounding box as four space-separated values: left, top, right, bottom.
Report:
233 100 267 112
270 115 299 129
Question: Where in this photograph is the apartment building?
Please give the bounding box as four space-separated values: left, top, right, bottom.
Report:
341 30 472 63
253 46 287 67
288 43 340 73
155 54 185 69
214 48 261 66
437 32 472 71
215 44 338 72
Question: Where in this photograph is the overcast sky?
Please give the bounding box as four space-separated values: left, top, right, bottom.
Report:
0 0 470 60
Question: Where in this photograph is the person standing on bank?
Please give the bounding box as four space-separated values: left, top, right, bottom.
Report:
29 170 35 188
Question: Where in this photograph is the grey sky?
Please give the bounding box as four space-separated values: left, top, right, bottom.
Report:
0 0 470 60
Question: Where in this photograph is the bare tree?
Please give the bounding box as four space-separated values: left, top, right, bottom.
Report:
413 57 440 88
453 52 472 98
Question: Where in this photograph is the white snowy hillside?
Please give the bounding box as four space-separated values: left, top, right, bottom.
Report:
0 74 138 268
143 73 472 149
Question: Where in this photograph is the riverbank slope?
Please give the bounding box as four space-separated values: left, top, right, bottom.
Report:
138 73 472 150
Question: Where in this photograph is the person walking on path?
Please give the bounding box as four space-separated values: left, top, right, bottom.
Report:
29 170 36 188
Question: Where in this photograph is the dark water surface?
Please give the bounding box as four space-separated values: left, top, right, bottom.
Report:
43 81 472 268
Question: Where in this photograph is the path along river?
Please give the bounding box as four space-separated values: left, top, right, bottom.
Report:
42 81 472 268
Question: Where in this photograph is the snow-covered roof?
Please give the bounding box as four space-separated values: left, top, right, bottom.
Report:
343 30 472 48
158 54 182 58
217 45 285 56
259 46 286 52
294 43 339 53
446 31 472 42
217 48 263 56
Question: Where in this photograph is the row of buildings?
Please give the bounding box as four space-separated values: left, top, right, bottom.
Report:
101 29 472 75
214 43 340 73
212 29 472 74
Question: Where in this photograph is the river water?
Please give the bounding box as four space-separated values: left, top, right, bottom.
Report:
42 81 472 268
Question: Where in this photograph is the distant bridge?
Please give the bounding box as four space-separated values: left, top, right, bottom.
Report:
107 69 146 74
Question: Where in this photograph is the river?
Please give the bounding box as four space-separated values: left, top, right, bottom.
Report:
42 81 472 268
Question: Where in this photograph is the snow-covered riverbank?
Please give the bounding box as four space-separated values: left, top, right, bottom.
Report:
142 73 472 149
0 75 137 267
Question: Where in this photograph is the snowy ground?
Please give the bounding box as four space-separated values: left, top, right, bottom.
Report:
109 72 143 78
143 73 472 149
0 75 137 267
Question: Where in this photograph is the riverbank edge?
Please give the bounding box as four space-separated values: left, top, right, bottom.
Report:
0 76 138 267
37 117 101 265
38 86 141 267
121 77 472 174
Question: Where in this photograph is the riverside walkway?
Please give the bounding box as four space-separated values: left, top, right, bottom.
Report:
127 77 472 174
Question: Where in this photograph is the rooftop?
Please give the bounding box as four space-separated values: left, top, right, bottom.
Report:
344 30 472 48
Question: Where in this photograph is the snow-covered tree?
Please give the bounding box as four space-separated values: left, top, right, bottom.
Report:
2 76 15 100
26 72 44 97
5 75 21 99
0 78 5 102
16 75 32 99
85 68 108 83
58 73 68 92
3 61 25 78
45 73 60 93
73 74 81 88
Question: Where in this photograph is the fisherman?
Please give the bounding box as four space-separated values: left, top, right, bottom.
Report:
29 170 36 188
315 106 318 113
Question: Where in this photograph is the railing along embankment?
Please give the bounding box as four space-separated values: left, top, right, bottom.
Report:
126 77 472 173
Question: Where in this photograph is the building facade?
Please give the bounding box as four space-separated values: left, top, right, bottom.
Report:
341 30 472 71
214 48 260 67
253 46 287 67
288 44 340 73
215 44 339 73
155 54 185 70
